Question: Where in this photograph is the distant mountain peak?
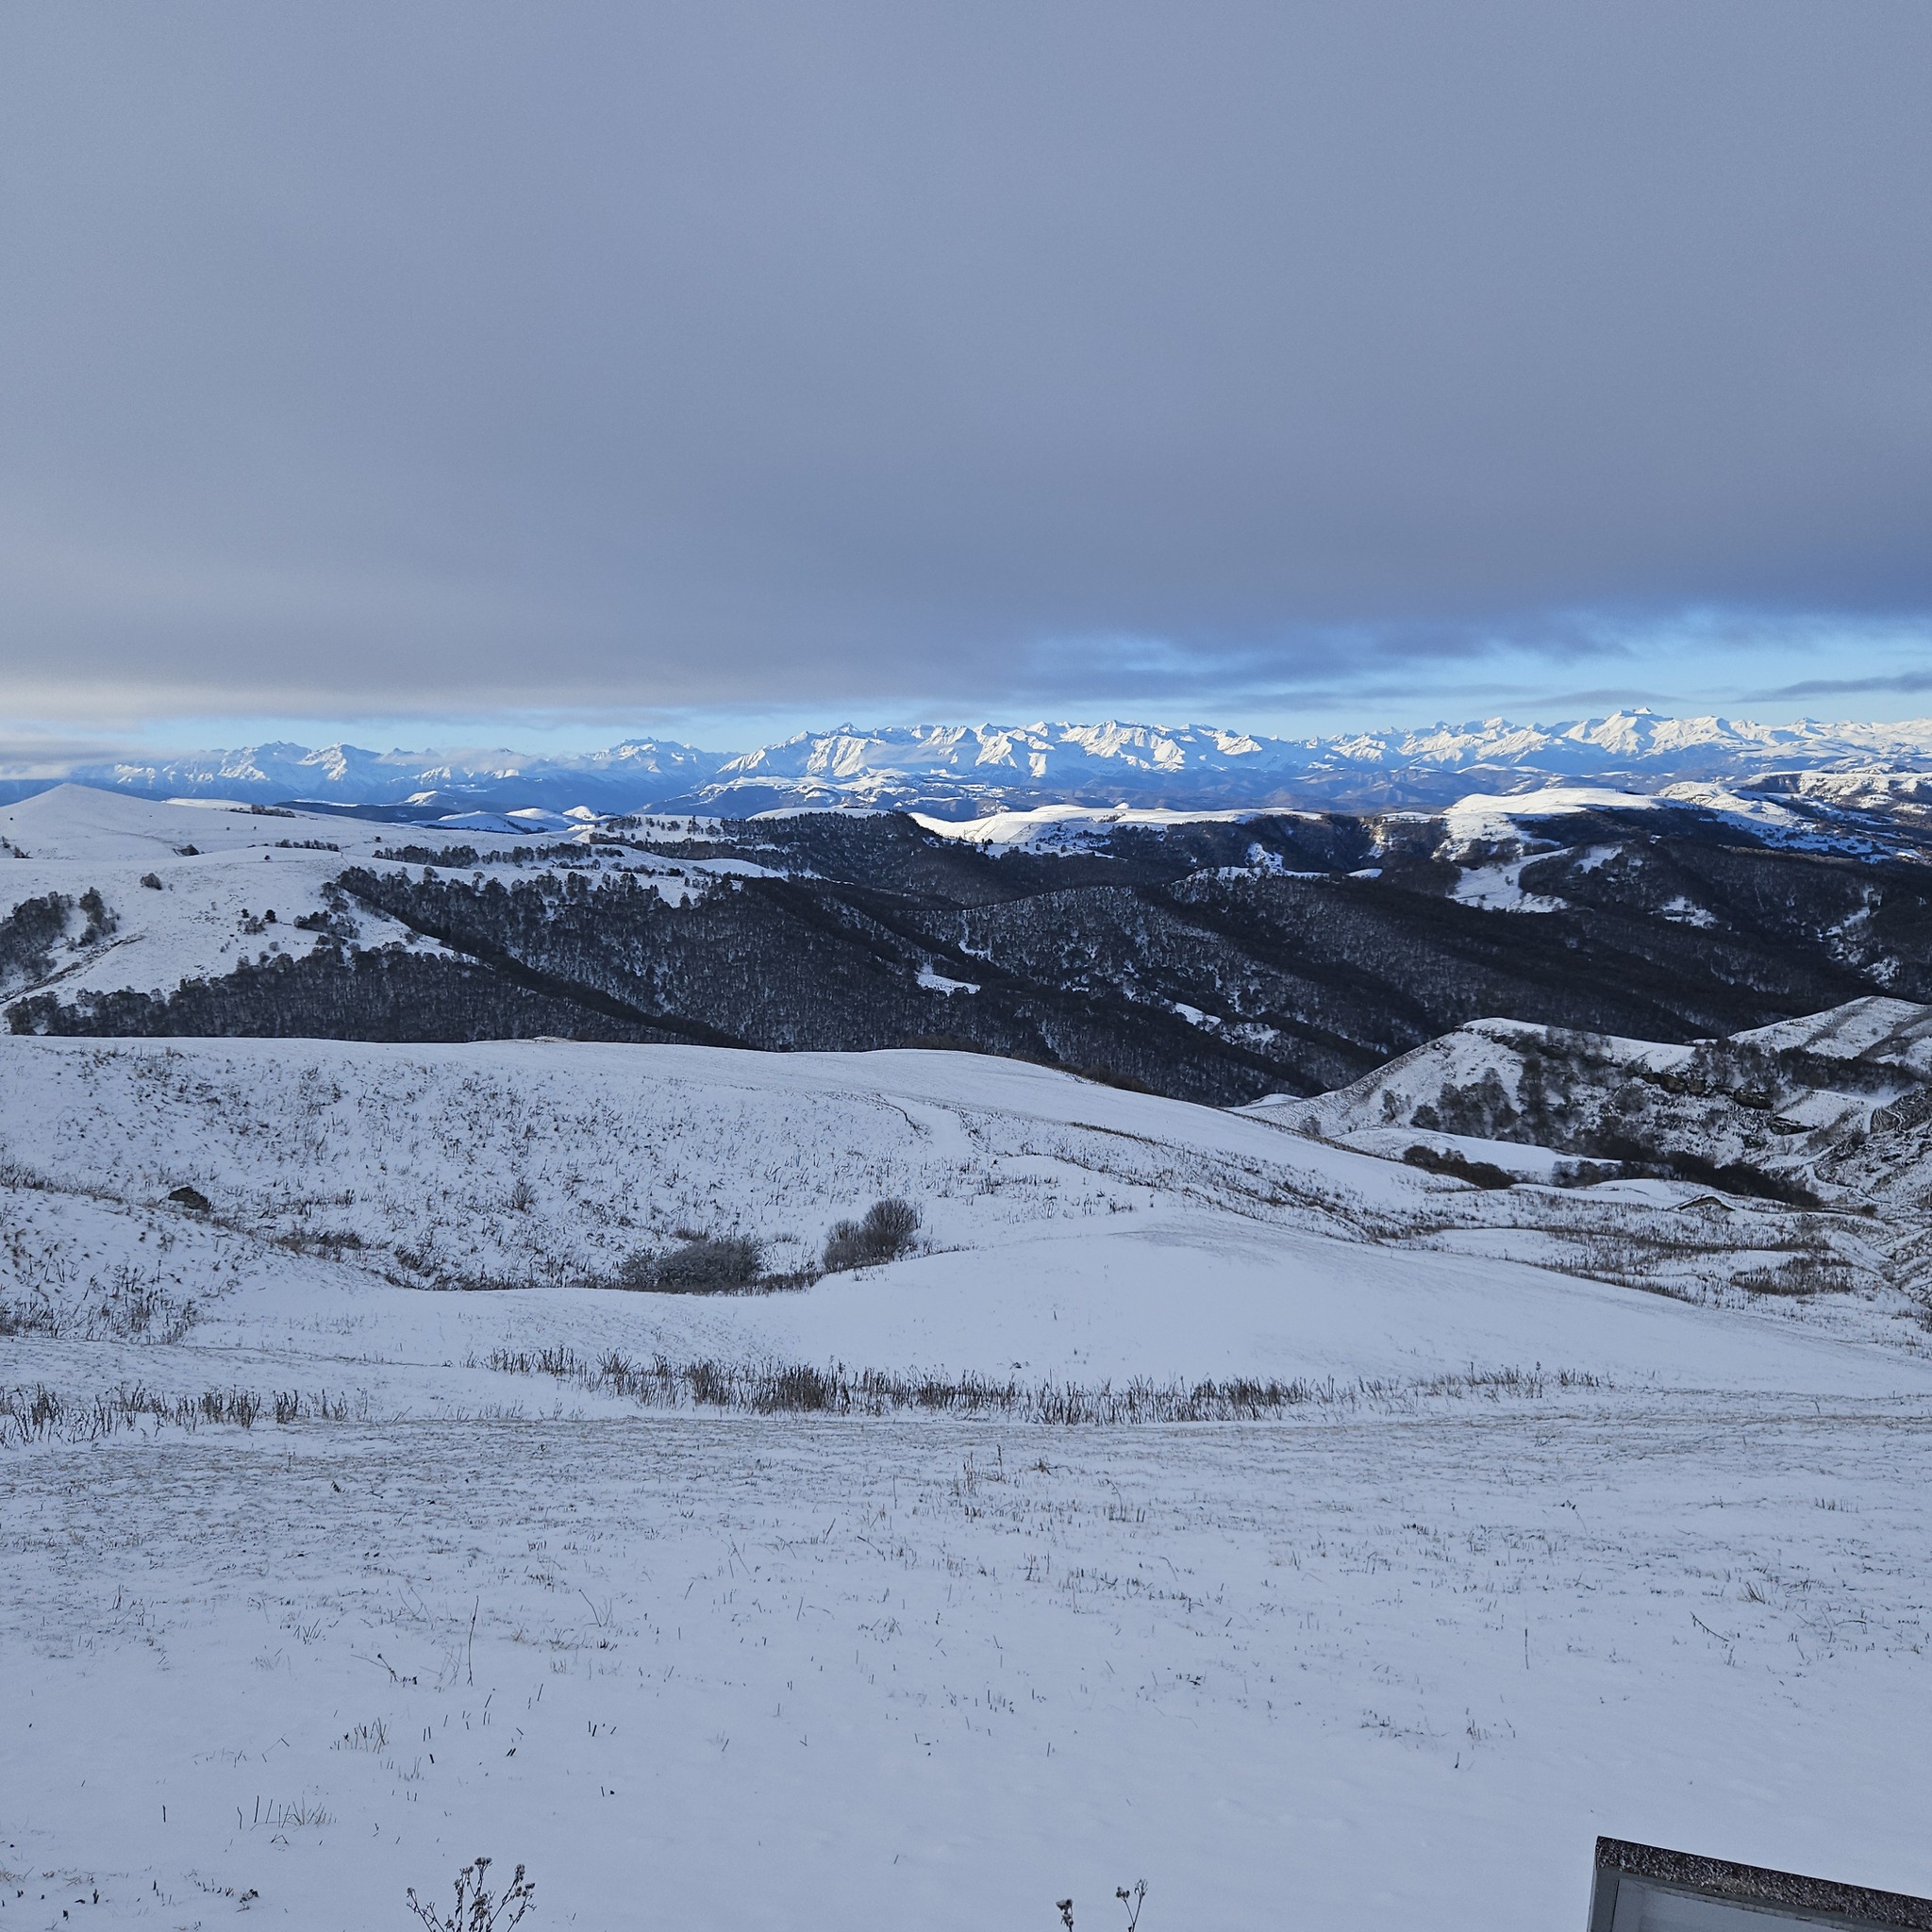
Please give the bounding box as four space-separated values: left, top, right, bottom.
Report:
14 709 1932 822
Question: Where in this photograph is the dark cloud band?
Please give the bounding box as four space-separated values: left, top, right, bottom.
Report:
0 2 1926 722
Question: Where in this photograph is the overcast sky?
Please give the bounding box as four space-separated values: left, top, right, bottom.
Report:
1 1 1928 756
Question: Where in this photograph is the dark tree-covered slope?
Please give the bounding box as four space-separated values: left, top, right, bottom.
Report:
18 798 1932 1105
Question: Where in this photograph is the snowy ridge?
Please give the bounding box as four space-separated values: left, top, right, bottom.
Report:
54 736 726 817
910 801 1300 853
9 782 1932 1108
1407 781 1919 868
17 708 1932 820
1268 996 1932 1302
910 780 1923 871
0 785 739 1005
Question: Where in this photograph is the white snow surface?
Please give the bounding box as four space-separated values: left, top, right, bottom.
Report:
9 1401 1932 1930
7 1033 1932 1928
1430 786 1664 851
912 801 1290 852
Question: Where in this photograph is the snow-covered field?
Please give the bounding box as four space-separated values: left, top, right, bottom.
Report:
7 1030 1932 1927
9 1400 1932 1930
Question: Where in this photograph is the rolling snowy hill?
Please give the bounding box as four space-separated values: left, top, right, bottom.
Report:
4 1023 1928 1405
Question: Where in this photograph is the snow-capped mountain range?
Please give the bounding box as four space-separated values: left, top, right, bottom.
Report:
13 709 1932 821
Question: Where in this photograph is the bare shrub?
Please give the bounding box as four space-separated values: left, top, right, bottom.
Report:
483 1346 1603 1424
823 1197 922 1273
77 887 117 943
1551 1158 1625 1187
0 1262 196 1344
1079 1065 1155 1093
687 1358 731 1407
1 1383 358 1447
0 1296 58 1340
406 1857 535 1932
1055 1887 1148 1931
611 1234 766 1293
657 1235 764 1291
821 1223 866 1272
95 1266 197 1342
1401 1144 1514 1191
1737 1253 1854 1296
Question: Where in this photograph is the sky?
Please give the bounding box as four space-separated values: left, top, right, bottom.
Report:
1 1 1929 762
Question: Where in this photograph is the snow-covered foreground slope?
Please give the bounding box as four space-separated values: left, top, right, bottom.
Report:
7 1403 1932 1930
8 1035 1932 1928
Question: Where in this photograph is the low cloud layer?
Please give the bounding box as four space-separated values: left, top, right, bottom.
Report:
1 2 1927 724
